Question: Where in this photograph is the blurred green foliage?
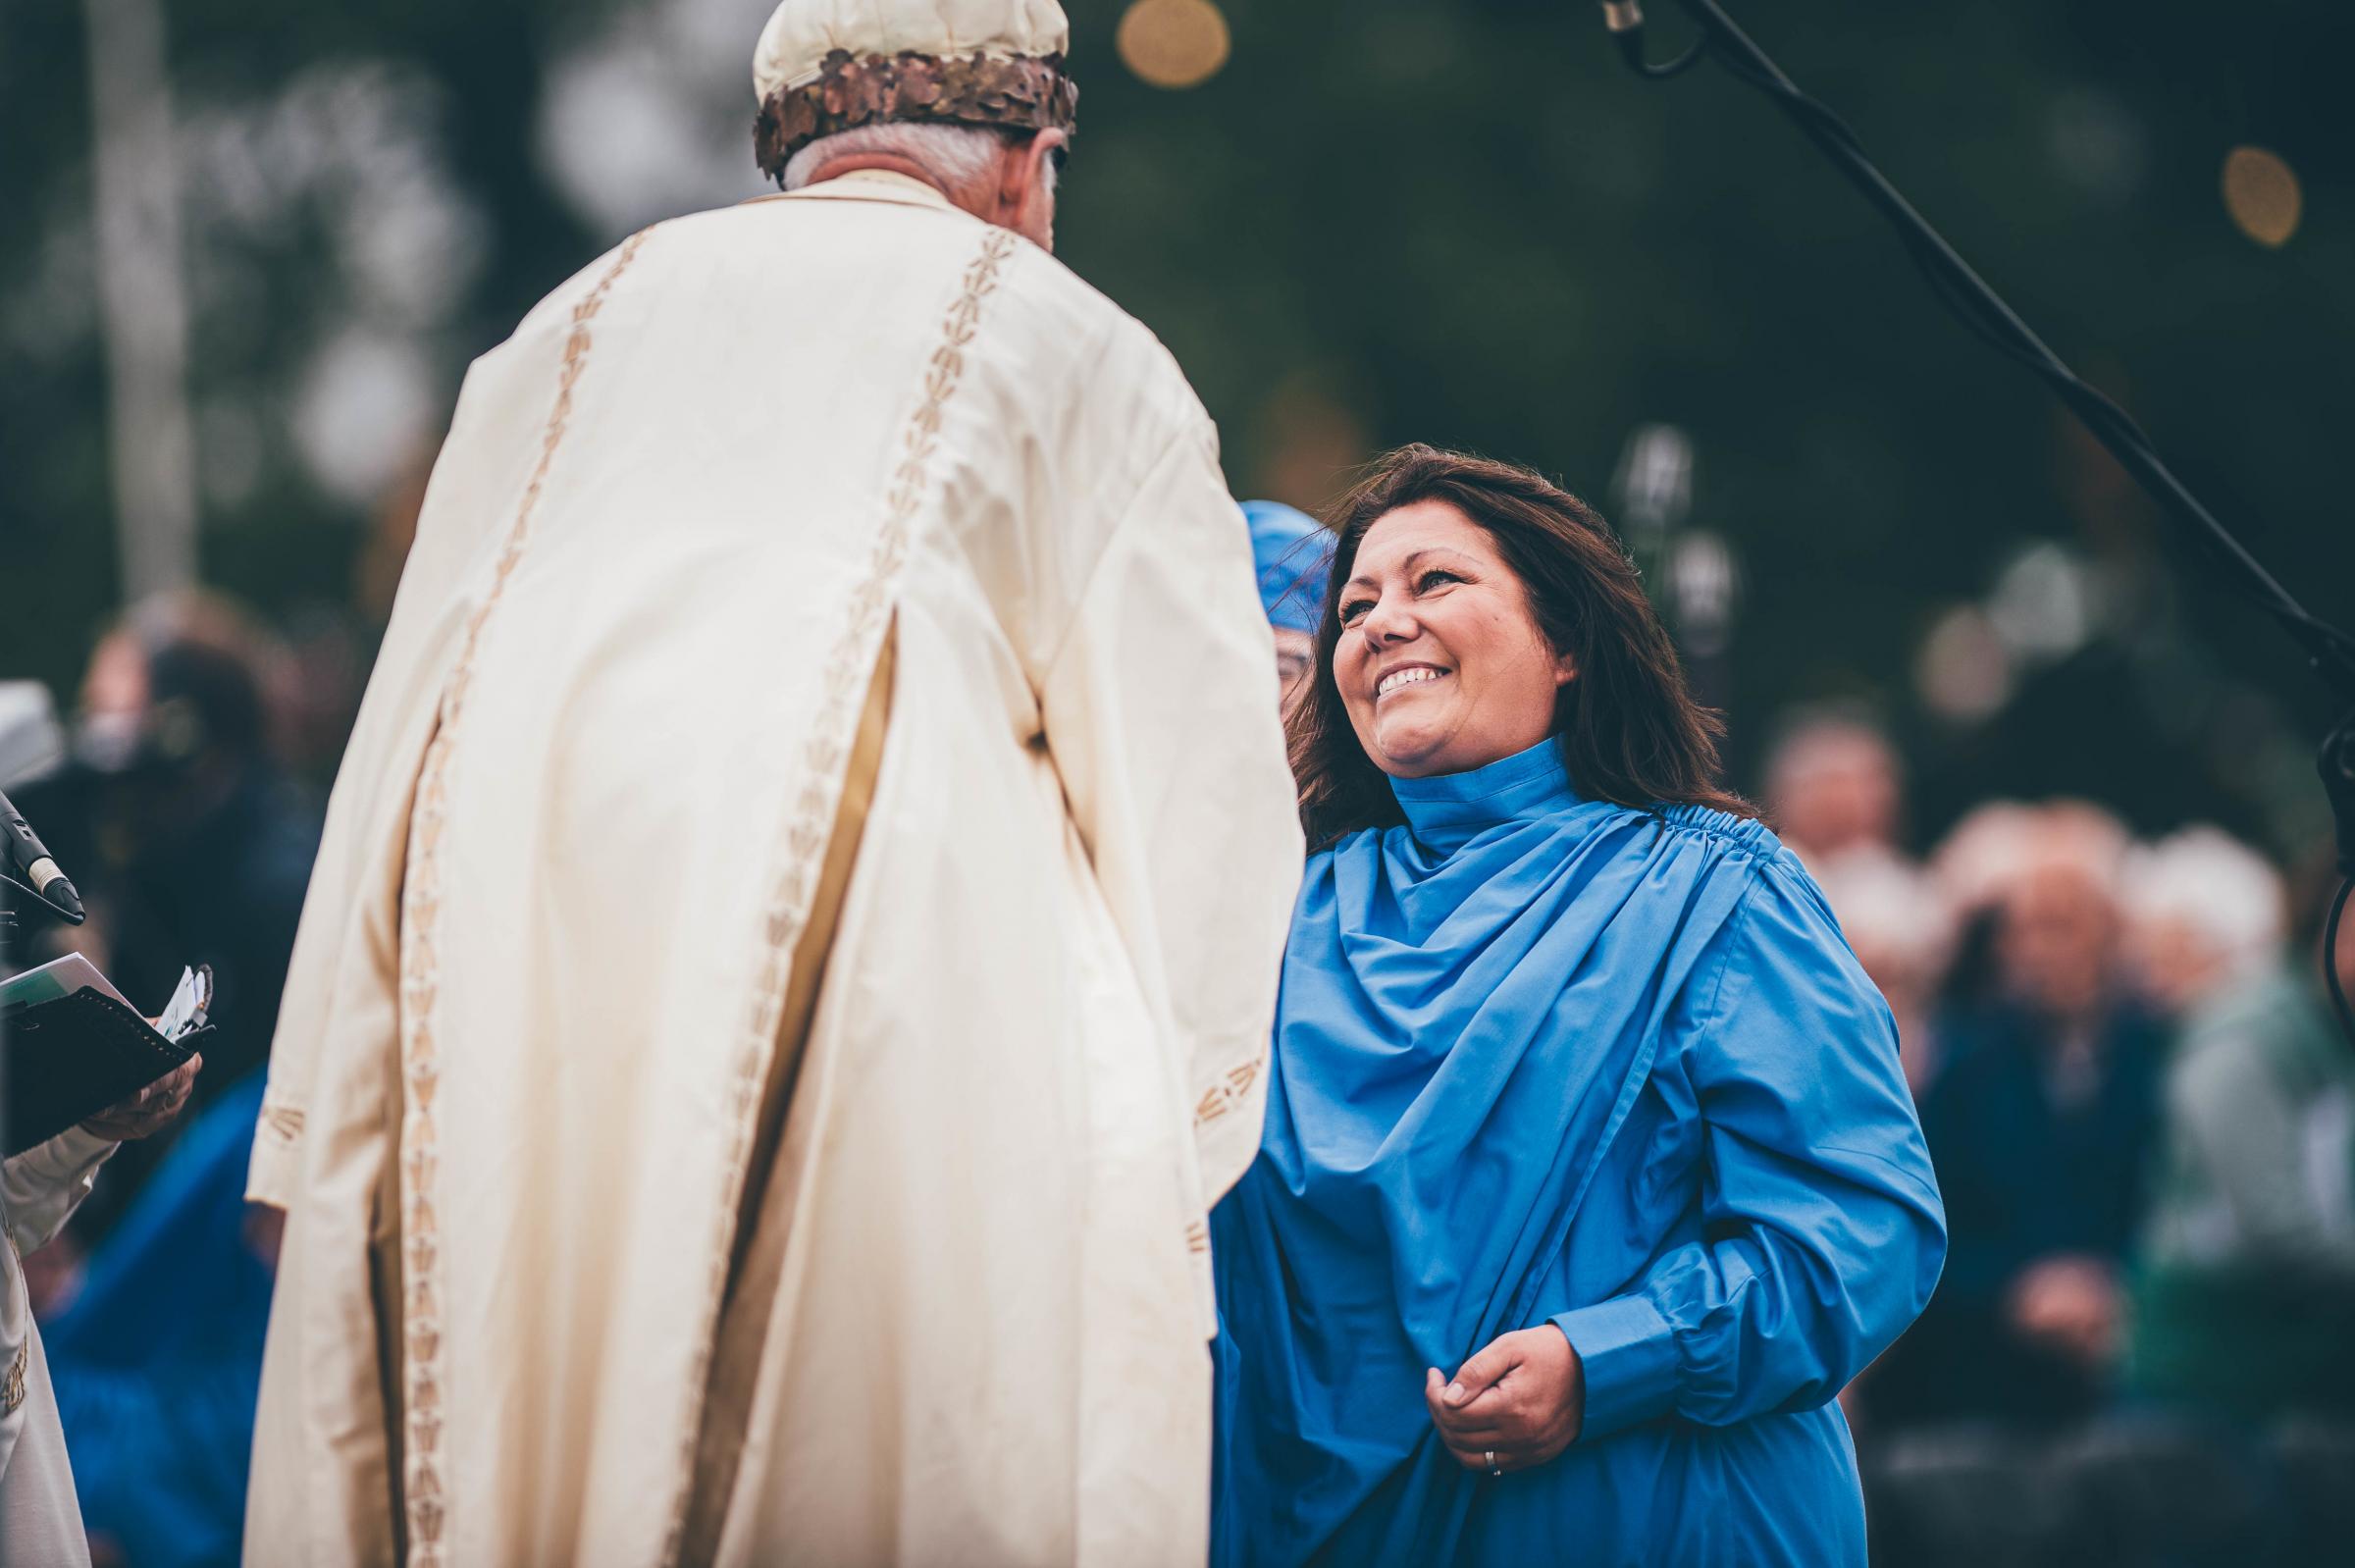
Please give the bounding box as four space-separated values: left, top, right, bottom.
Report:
3 0 2349 850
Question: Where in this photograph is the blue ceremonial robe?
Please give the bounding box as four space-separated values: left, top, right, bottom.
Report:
1213 741 1945 1567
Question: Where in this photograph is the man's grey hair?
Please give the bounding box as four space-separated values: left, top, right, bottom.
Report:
2121 825 2286 981
781 122 1057 200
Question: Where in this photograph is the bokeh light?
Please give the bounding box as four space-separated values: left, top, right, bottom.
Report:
1117 0 1231 91
2222 145 2302 248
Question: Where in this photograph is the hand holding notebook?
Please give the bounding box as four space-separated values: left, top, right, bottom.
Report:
2 956 211 1156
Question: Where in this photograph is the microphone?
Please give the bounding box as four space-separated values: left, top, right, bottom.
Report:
1595 1 1697 78
0 786 85 924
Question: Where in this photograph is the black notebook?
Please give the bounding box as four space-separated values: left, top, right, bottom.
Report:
2 957 206 1157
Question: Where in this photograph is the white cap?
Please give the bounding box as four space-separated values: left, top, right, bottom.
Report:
754 0 1072 99
750 0 1077 182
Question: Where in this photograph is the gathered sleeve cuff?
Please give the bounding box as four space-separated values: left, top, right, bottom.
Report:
246 1099 308 1209
4 1126 117 1253
1037 423 1303 1209
1550 1292 1680 1440
1543 859 1947 1438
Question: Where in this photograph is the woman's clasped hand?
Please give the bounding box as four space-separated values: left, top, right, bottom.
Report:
1425 1328 1587 1476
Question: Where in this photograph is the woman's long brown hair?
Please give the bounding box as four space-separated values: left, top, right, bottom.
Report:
1287 444 1753 849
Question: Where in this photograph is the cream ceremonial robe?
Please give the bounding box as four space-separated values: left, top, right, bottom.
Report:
245 171 1303 1568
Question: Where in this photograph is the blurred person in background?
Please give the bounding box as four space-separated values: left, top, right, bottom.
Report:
2122 828 2355 1421
1768 708 1959 1093
1866 804 2164 1432
1924 800 2041 1017
5 597 321 1265
1244 500 1331 709
1927 800 2043 922
64 595 321 1109
1809 851 1958 1095
1763 709 1906 865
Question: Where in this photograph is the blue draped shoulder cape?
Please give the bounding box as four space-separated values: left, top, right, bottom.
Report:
1213 740 1945 1567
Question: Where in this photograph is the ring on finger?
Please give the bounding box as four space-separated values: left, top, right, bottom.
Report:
1485 1449 1502 1478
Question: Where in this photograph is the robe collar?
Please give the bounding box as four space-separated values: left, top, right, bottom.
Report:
743 168 964 214
1387 737 1584 852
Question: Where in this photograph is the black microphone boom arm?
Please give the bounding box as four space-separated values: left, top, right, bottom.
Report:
1595 0 2355 1041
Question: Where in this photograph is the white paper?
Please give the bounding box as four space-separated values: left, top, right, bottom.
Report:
0 952 136 1013
156 966 210 1040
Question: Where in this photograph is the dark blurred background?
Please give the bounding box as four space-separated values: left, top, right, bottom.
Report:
5 0 2352 847
4 3 2353 1565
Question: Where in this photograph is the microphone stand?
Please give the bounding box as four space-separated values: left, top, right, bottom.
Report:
1596 0 2355 1044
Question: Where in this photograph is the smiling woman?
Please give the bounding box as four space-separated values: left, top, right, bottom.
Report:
1213 444 1946 1568
1288 445 1749 847
1335 499 1573 779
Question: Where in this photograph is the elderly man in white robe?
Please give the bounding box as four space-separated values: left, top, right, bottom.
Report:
242 3 1303 1564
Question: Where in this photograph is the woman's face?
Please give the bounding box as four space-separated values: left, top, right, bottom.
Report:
1334 500 1574 780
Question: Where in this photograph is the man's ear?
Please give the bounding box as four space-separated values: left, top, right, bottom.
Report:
999 128 1068 245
